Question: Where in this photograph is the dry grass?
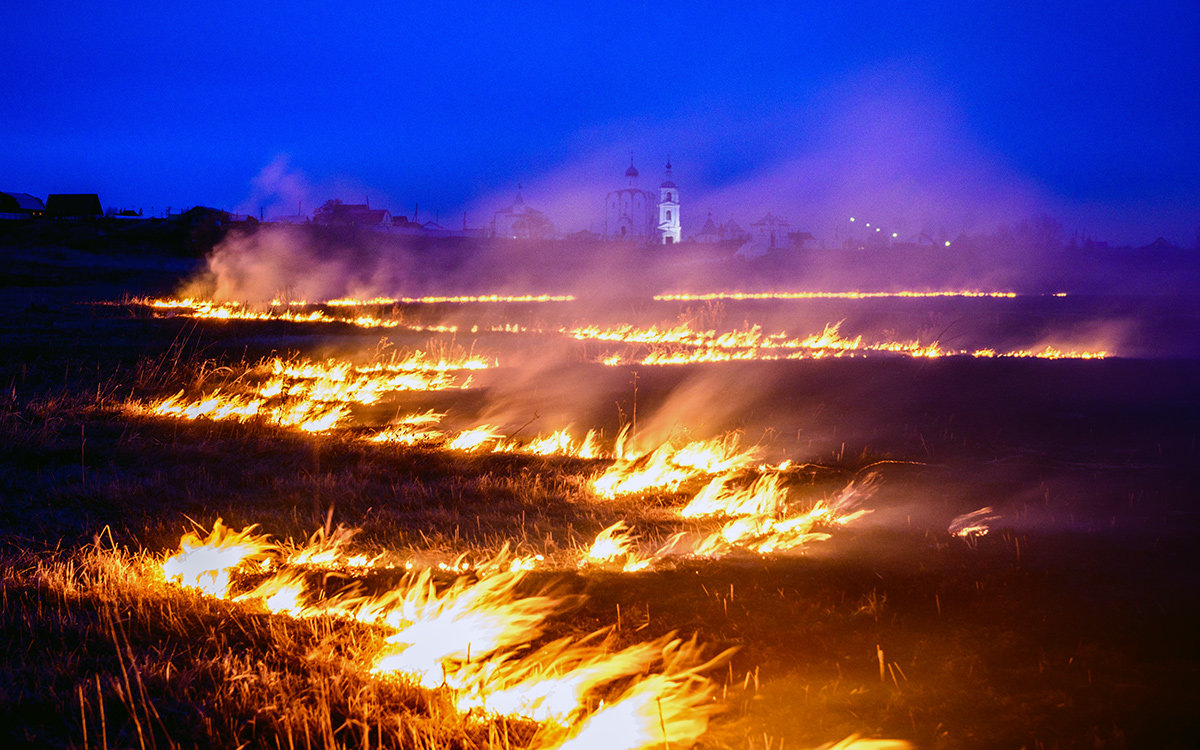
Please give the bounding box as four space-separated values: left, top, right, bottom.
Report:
1 543 546 749
3 278 1200 748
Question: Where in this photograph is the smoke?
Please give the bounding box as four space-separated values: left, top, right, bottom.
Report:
238 155 317 221
468 66 1046 244
182 225 421 303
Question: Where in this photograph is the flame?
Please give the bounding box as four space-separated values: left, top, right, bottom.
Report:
534 639 723 750
134 352 482 433
160 519 274 597
679 473 788 519
654 290 1024 301
368 565 562 688
447 425 506 452
369 410 449 445
136 297 1109 361
156 523 730 747
591 430 762 498
284 524 379 569
137 295 566 332
582 521 652 572
582 320 1108 365
658 474 877 560
948 506 1000 538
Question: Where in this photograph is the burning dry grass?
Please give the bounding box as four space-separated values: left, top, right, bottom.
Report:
2 521 736 750
128 347 488 433
4 286 1197 748
581 321 1108 364
153 519 734 747
131 296 1111 362
2 543 473 749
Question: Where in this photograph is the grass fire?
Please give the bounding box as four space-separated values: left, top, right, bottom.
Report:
1 243 1198 750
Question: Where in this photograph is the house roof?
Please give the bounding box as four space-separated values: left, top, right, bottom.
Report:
1139 237 1178 251
0 192 45 211
46 194 102 218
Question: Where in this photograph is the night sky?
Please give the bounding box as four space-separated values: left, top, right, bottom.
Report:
3 1 1197 244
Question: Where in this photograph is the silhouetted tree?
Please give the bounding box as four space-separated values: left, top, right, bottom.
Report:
314 199 343 224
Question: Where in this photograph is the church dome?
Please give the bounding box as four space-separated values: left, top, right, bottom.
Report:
625 163 639 178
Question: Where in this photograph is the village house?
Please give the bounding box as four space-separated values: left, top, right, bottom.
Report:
491 188 554 240
45 194 102 220
313 199 391 227
0 192 45 219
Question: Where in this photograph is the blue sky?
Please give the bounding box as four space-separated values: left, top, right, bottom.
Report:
2 1 1197 243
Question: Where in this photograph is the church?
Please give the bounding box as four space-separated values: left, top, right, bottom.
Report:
604 158 681 244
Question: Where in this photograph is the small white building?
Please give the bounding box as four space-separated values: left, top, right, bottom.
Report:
491 188 554 239
737 213 792 258
656 160 680 244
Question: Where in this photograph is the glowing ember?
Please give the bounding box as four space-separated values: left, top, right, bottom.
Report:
949 506 1000 539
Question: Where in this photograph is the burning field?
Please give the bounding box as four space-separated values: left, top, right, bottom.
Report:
1 252 1199 749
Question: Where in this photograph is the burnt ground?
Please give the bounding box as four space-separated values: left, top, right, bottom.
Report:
0 250 1198 748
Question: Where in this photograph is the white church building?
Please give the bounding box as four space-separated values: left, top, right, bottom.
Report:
604 158 681 244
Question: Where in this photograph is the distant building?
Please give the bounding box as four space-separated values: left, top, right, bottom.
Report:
0 192 45 219
694 212 749 245
789 231 817 250
604 158 680 244
491 188 554 239
313 200 391 227
656 160 680 244
695 211 722 243
106 208 144 220
176 206 259 229
751 212 791 249
721 217 748 243
46 194 102 220
605 158 656 241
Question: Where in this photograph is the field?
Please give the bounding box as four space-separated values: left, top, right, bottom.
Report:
1 243 1199 749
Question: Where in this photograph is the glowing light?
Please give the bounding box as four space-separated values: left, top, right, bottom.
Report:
949 507 1000 539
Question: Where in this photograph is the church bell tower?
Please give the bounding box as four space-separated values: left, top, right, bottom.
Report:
657 158 681 244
